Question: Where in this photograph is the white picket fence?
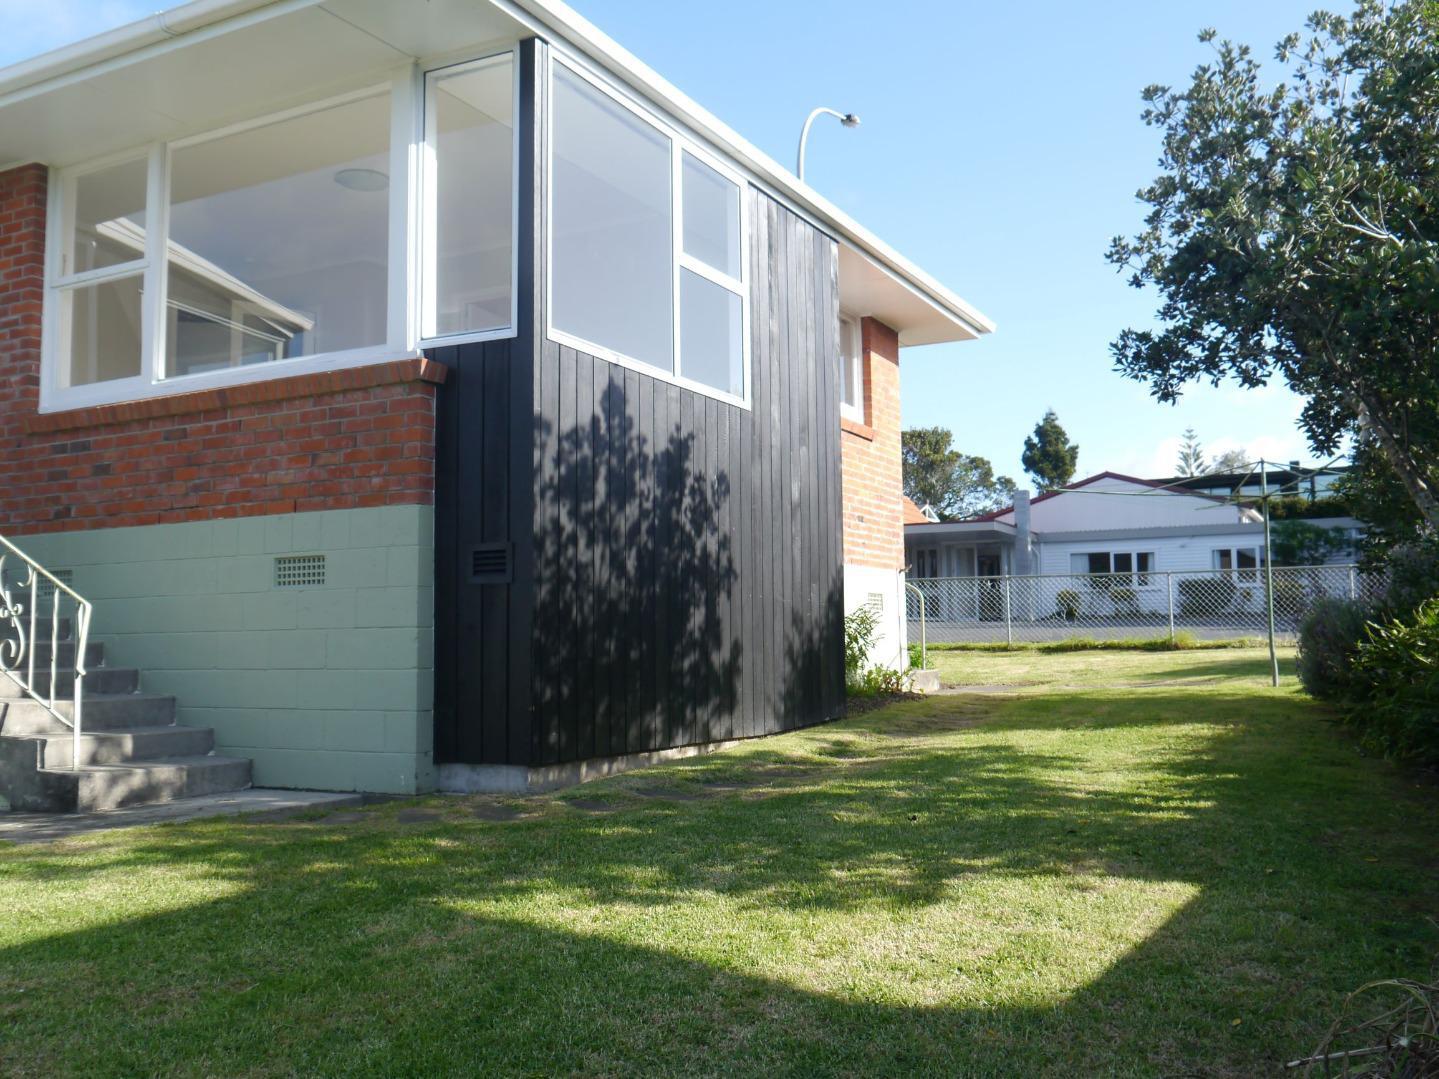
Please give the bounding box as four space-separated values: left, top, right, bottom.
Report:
906 564 1377 644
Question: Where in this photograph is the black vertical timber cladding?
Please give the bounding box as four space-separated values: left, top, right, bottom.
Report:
435 39 844 765
525 188 843 762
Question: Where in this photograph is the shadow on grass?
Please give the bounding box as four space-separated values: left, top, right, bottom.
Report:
0 684 1435 1075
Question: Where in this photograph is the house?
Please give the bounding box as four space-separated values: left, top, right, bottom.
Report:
0 0 992 810
904 472 1362 626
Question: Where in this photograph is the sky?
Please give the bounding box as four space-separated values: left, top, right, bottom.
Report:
0 0 1337 486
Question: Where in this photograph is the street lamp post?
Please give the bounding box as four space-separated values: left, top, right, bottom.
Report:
797 107 860 182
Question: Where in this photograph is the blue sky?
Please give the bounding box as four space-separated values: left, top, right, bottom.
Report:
1 0 1332 484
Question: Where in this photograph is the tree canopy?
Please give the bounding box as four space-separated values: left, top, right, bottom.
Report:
901 427 1016 521
1108 0 1439 531
1021 410 1080 493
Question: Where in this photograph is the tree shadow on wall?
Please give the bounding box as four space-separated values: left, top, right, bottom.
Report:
532 379 743 764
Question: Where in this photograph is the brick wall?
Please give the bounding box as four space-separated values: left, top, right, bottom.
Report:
840 316 904 570
0 164 446 537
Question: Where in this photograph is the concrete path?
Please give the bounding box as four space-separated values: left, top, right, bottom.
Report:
0 789 363 845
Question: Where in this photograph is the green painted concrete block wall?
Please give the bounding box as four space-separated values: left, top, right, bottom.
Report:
16 507 436 794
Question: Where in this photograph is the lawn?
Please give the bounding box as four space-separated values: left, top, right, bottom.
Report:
2 648 1436 1076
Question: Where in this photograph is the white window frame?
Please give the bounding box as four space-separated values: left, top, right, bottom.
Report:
839 312 863 423
545 52 752 410
39 58 523 415
1213 546 1264 580
418 48 521 348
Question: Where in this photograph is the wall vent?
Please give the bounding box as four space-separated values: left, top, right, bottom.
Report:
37 569 74 599
470 544 512 584
867 591 885 613
275 554 326 588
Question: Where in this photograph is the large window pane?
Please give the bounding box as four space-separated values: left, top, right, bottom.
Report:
680 269 742 397
431 55 514 336
551 67 673 373
682 152 740 278
61 274 143 387
70 158 148 275
165 92 390 378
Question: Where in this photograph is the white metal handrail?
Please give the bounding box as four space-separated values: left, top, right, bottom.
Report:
0 534 92 770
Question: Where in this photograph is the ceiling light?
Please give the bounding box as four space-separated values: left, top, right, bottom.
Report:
333 168 389 192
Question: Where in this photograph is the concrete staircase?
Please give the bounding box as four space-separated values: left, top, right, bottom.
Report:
0 623 251 813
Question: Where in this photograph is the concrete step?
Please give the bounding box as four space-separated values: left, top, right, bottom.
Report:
34 755 253 812
37 725 215 767
0 666 140 698
0 692 176 735
25 639 105 670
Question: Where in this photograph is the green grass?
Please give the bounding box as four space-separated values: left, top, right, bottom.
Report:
929 632 1265 653
2 647 1436 1076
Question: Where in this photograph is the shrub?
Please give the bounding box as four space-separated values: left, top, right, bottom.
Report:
1111 586 1141 617
1375 536 1439 621
844 606 880 685
906 642 933 671
1055 589 1081 622
1344 601 1439 763
1296 597 1371 700
1178 576 1237 617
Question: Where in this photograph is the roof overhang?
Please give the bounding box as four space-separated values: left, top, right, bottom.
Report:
0 0 993 348
905 521 1017 541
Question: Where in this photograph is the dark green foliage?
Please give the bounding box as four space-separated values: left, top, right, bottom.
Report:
1055 589 1082 622
1109 0 1439 529
906 643 934 671
1296 597 1372 699
1178 576 1238 617
1111 587 1142 616
1265 493 1352 520
1020 410 1079 493
1270 519 1354 566
1373 535 1439 621
1338 442 1432 564
1344 601 1439 762
901 427 1016 520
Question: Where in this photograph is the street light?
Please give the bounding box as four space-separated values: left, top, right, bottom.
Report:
797 107 860 182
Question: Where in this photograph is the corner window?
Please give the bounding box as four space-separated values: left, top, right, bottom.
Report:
839 314 863 422
548 60 749 405
423 52 517 341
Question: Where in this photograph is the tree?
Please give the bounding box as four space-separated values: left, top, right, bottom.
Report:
901 427 1016 520
1270 518 1354 565
1021 410 1079 493
1211 449 1253 474
1108 1 1439 531
1176 428 1207 475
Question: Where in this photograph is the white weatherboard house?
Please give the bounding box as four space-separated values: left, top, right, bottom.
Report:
904 472 1364 626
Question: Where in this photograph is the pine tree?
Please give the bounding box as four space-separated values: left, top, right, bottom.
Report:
1021 410 1080 493
1176 428 1206 476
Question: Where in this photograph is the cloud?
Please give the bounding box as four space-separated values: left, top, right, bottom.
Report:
0 0 155 67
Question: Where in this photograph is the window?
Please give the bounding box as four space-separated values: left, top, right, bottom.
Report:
424 53 516 340
1071 551 1155 583
42 57 522 413
1213 547 1263 581
839 314 862 421
549 61 749 404
166 92 392 378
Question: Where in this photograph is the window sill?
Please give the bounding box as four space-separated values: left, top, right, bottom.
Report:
840 415 875 441
26 357 449 435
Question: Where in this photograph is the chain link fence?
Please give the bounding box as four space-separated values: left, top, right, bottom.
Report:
906 564 1381 645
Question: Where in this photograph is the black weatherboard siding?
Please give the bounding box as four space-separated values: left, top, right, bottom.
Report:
434 39 845 767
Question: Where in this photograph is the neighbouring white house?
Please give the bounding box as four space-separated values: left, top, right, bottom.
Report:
903 472 1363 625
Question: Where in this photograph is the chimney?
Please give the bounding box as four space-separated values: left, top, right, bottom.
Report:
1012 490 1034 576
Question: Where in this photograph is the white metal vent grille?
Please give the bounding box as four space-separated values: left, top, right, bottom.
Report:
275 554 326 588
866 592 885 613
